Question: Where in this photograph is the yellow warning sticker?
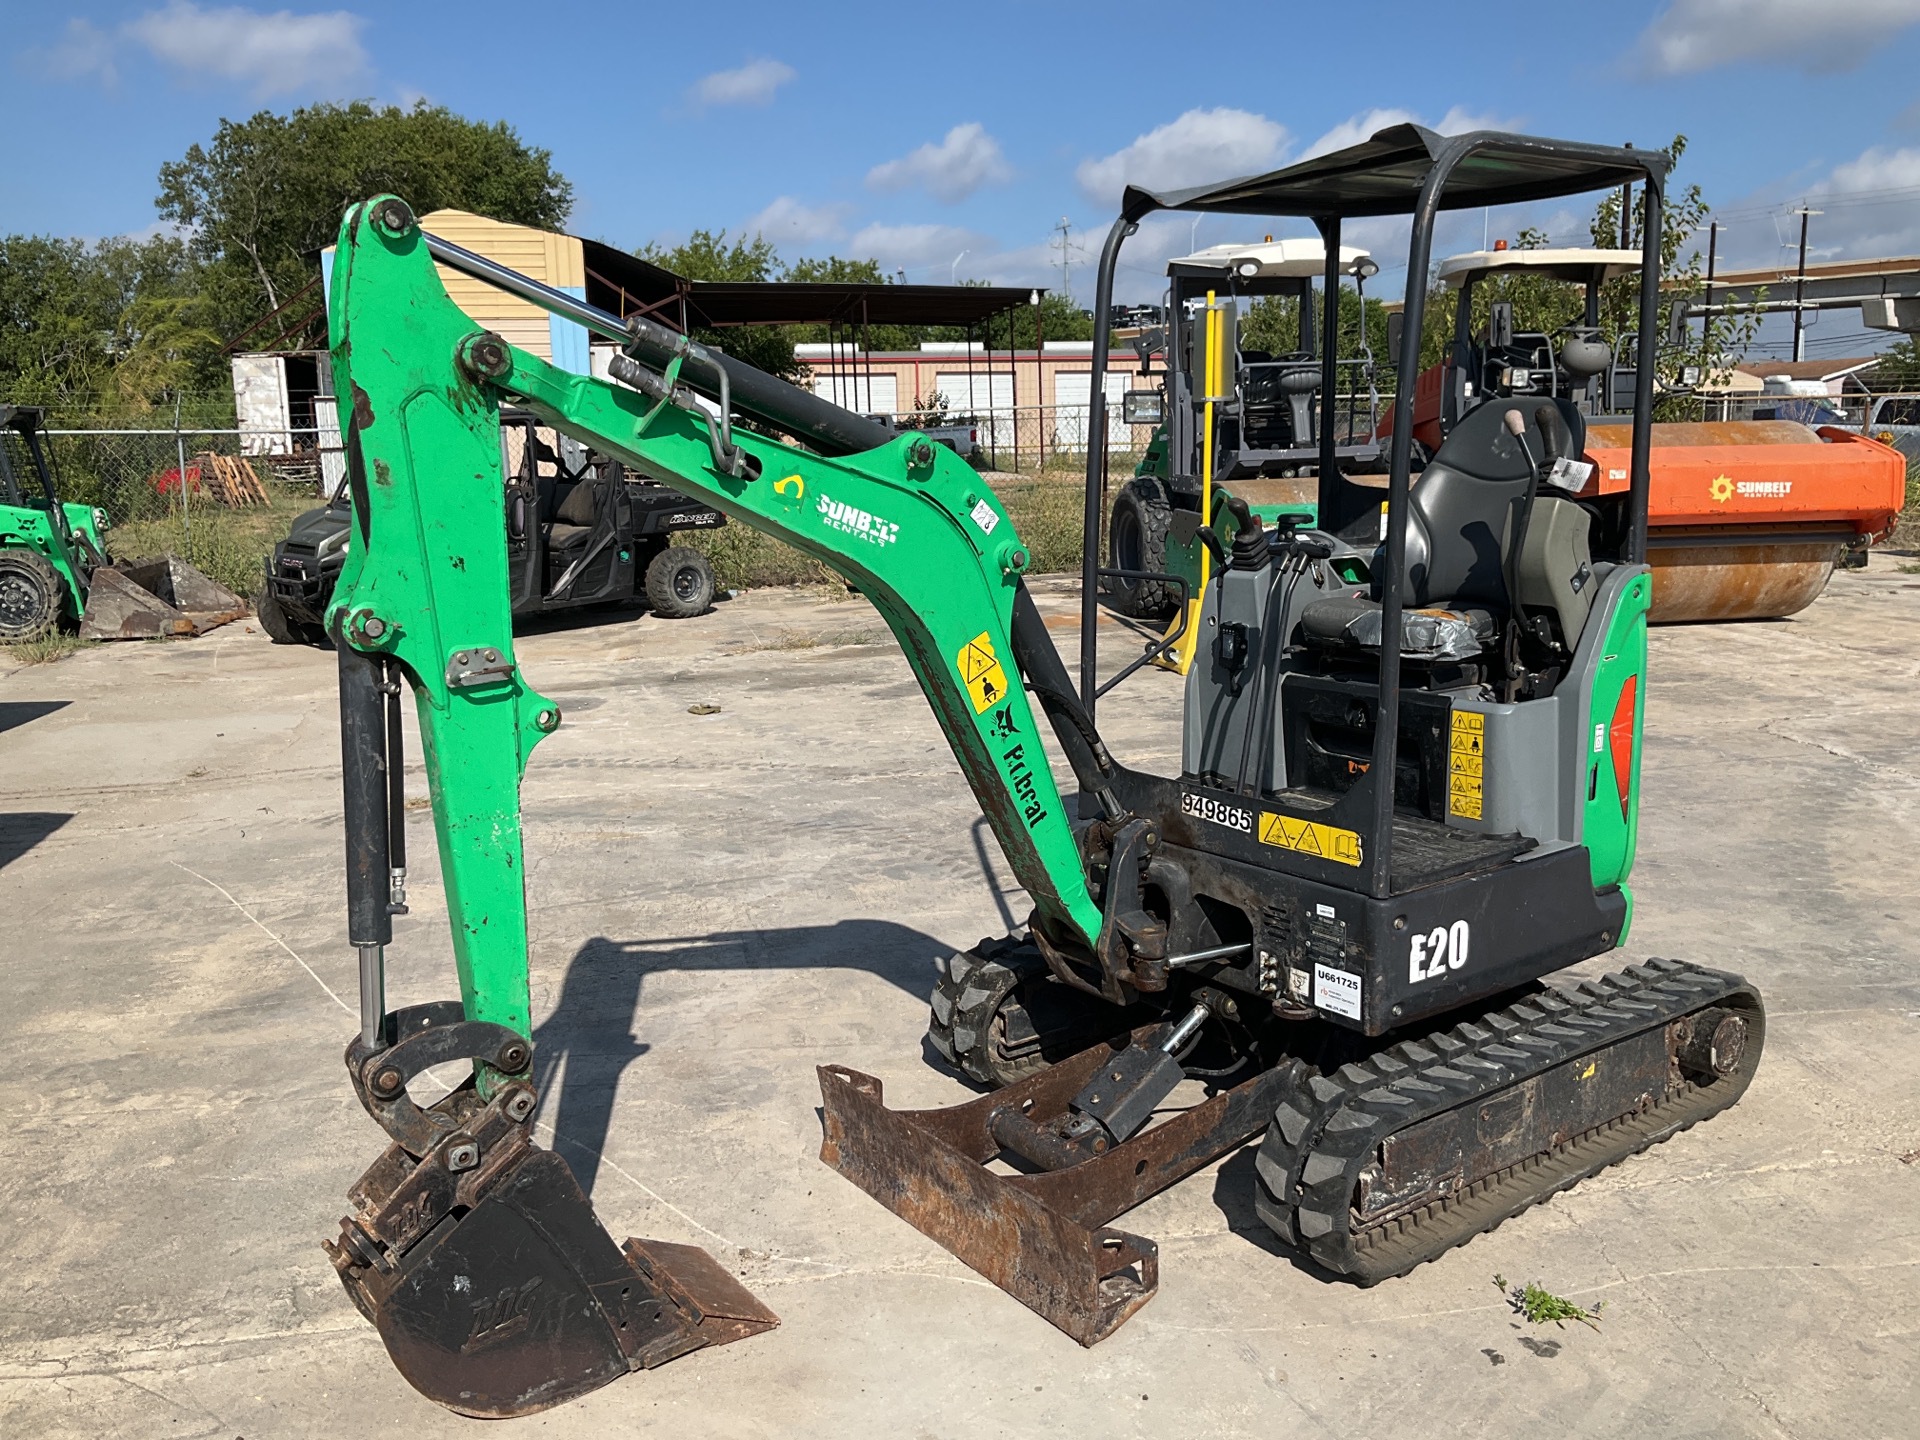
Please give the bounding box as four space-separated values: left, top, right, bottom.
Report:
1449 709 1486 819
957 631 1011 714
1258 812 1363 866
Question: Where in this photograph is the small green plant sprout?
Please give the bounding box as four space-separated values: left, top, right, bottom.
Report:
1493 1275 1606 1331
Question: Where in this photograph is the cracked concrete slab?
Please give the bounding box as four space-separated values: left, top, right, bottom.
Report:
3 563 1916 1438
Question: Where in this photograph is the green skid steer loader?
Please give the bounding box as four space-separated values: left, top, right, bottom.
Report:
0 406 110 642
316 125 1763 1420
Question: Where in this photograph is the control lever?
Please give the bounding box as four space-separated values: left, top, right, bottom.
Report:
1500 408 1547 700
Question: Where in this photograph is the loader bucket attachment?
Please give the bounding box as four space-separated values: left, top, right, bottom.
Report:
328 1004 776 1418
79 554 248 639
818 1034 1303 1344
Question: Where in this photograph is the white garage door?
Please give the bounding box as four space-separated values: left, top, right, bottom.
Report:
934 371 1014 451
1052 370 1131 449
812 373 898 417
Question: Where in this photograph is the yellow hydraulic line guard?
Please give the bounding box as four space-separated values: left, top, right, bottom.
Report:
1154 291 1217 675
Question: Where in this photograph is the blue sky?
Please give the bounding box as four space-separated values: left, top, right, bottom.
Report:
7 0 1920 358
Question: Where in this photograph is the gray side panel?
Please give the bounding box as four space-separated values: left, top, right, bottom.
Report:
1441 561 1643 849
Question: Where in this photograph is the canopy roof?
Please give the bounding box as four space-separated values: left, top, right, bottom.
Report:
1121 124 1668 222
1167 238 1376 280
577 238 1035 331
1436 247 1643 288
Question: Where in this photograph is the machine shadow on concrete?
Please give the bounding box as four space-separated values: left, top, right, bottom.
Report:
533 918 950 1195
0 699 70 735
0 812 72 871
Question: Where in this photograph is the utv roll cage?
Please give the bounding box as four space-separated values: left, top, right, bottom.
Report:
1078 124 1668 902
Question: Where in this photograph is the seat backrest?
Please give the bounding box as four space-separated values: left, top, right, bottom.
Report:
1389 397 1583 609
553 478 602 527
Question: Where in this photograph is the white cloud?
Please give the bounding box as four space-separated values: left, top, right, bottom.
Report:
1807 145 1920 255
691 58 795 108
126 3 367 96
1076 108 1290 204
1301 105 1516 160
846 222 988 273
40 18 118 84
866 123 1012 203
1634 0 1920 76
744 196 851 247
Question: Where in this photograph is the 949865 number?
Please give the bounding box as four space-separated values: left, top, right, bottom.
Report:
1181 791 1252 833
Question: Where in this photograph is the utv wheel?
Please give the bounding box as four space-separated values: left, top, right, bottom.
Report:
644 545 715 619
0 549 62 643
255 589 302 645
1107 476 1178 619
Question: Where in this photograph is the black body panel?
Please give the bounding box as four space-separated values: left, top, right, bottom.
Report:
1104 764 1620 1035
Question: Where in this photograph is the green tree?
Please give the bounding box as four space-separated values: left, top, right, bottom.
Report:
1586 136 1760 412
0 232 216 416
157 101 572 344
1871 335 1920 392
635 228 802 381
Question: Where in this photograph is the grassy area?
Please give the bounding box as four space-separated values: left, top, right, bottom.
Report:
3 632 98 666
109 488 316 599
1890 456 1920 554
686 472 1095 592
86 469 1108 607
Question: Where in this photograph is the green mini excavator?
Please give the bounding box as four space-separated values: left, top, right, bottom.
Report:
320 126 1763 1419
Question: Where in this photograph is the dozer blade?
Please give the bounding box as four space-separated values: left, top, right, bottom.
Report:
329 1004 775 1417
819 1031 1303 1345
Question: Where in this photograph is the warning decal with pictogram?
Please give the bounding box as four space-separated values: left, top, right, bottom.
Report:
957 631 1011 713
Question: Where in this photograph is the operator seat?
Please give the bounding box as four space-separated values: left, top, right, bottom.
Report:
1300 397 1585 661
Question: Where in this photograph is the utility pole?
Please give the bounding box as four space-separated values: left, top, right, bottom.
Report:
1052 217 1073 302
1790 206 1822 363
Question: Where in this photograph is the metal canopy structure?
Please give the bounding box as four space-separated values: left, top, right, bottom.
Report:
1120 124 1667 222
577 238 1034 331
1082 125 1671 903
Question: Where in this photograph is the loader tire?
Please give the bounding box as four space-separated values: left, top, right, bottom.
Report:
1106 477 1178 619
0 549 62 643
645 545 714 619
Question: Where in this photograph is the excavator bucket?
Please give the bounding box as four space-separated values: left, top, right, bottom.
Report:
326 1004 777 1418
78 554 248 639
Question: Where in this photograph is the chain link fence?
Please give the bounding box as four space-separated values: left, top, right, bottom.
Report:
29 425 341 599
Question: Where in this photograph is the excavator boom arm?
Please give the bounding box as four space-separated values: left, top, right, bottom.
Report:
324 197 1102 1042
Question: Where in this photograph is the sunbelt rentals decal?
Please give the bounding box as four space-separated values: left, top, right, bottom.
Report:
817 493 900 546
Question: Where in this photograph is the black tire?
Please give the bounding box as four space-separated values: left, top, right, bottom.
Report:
255 589 303 645
644 545 715 619
1106 476 1178 619
0 549 63 643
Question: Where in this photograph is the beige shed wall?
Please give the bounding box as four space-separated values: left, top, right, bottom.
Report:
417 209 586 362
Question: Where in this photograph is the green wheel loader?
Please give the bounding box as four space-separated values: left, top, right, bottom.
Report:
316 125 1762 1420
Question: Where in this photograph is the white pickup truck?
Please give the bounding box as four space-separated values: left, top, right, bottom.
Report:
1863 393 1920 463
864 413 983 463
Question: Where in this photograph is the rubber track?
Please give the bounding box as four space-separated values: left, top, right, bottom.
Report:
1252 958 1765 1284
925 938 1050 1087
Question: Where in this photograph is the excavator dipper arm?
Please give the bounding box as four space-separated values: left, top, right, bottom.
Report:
319 197 1115 1415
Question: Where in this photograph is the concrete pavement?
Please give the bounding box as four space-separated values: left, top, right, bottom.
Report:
3 565 1916 1438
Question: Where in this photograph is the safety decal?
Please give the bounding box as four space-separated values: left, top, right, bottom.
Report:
969 497 1000 535
1257 811 1362 866
957 632 1011 713
1449 709 1485 820
1313 962 1362 1020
